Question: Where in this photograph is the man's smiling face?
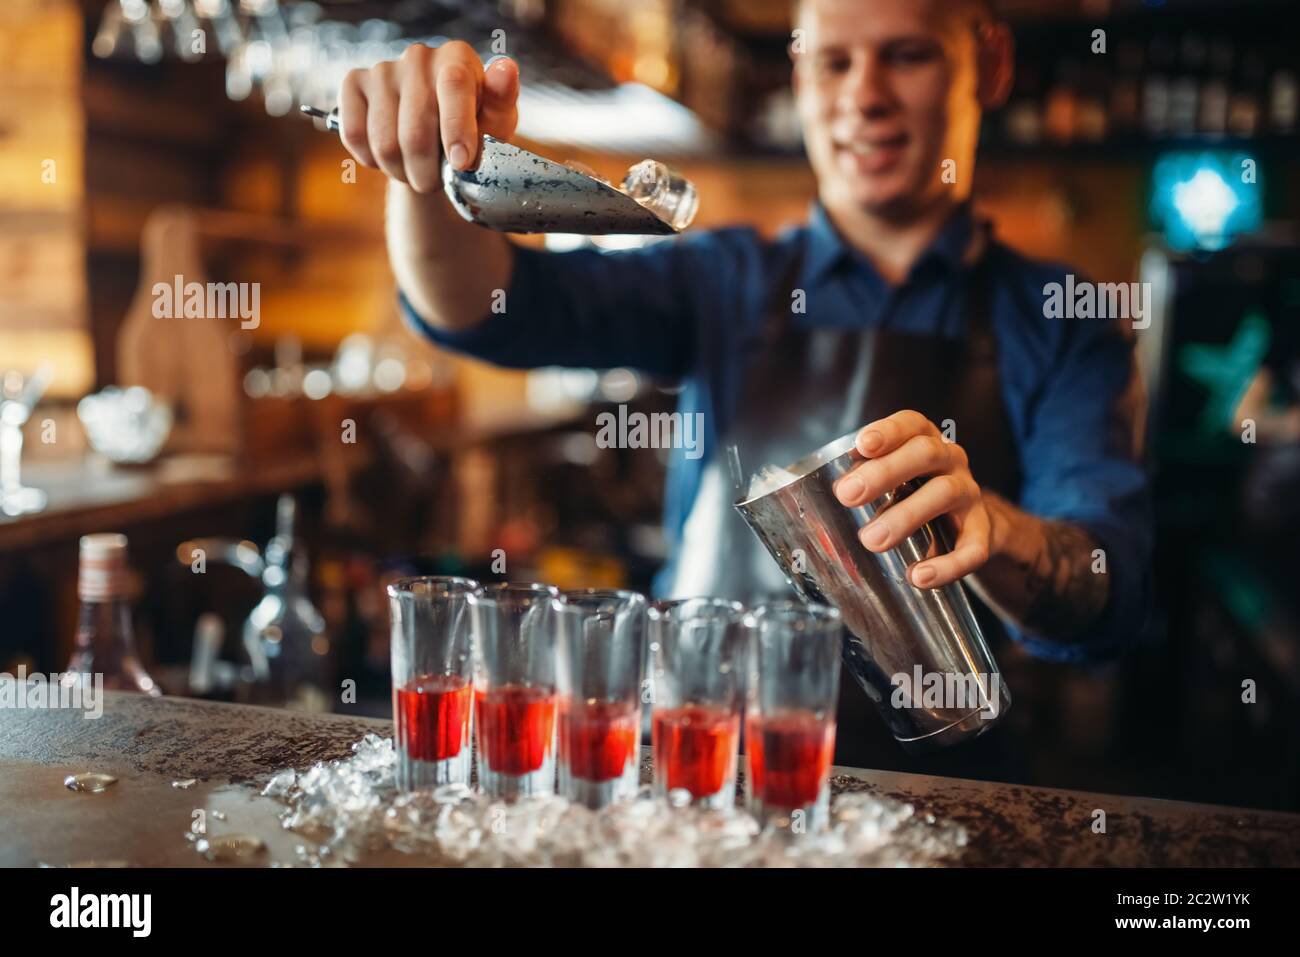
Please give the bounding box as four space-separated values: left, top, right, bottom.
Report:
793 0 991 221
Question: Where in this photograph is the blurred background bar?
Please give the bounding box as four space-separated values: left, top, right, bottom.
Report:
0 0 1298 811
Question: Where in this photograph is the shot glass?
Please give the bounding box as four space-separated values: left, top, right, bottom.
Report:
648 598 749 809
744 601 842 831
387 576 481 792
468 583 562 800
555 589 647 809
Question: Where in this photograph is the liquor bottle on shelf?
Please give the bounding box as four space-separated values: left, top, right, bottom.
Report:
63 534 162 696
1003 58 1044 146
1228 53 1266 137
1077 62 1109 143
1143 34 1177 138
1044 59 1081 144
1269 68 1297 135
1109 40 1145 139
1199 39 1234 137
1168 34 1205 137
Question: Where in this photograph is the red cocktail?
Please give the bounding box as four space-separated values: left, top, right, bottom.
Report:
387 576 480 791
555 590 647 808
744 602 842 830
475 684 557 776
394 673 473 763
560 698 640 782
653 704 740 802
648 598 748 809
468 583 563 799
745 709 836 811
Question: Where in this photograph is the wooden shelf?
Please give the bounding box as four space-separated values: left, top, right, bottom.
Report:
0 454 326 552
86 196 382 255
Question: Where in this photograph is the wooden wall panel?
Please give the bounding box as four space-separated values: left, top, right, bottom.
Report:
0 0 92 397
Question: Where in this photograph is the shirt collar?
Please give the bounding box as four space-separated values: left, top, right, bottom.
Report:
802 201 983 289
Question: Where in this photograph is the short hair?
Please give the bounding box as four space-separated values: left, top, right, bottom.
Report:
794 0 998 31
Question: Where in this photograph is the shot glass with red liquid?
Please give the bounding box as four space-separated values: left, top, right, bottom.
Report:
387 576 481 792
555 589 647 809
648 598 749 809
468 583 563 800
744 601 842 831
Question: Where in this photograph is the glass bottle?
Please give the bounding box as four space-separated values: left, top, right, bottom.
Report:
1198 39 1234 136
64 533 162 696
1109 41 1145 139
1044 59 1081 144
1228 53 1266 137
1269 68 1297 135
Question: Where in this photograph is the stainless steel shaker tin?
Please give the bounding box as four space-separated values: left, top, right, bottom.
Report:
442 136 680 236
734 432 1011 752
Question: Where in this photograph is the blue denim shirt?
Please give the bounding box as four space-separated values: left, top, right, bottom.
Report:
402 204 1153 663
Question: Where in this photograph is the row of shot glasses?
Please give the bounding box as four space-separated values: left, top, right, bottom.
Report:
387 578 843 829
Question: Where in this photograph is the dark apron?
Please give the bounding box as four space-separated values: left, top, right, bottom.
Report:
666 229 1022 768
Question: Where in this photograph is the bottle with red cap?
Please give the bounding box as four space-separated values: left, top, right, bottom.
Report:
64 533 162 696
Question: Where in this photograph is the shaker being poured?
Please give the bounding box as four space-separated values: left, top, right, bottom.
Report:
302 105 699 235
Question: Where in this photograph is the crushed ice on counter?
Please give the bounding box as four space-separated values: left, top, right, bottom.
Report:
195 834 267 862
64 772 118 793
257 734 966 867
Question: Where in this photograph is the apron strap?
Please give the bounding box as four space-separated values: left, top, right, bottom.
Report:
961 229 999 356
762 216 999 358
755 244 808 354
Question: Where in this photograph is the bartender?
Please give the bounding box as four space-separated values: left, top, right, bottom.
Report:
337 0 1152 761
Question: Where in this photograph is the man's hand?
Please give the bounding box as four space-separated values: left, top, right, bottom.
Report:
338 41 520 189
833 409 1112 641
340 43 521 332
832 410 990 589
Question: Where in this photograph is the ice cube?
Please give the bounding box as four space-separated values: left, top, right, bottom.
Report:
254 734 967 867
746 463 800 499
621 160 699 230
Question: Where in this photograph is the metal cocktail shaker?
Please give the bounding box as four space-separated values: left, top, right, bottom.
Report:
734 432 1011 752
300 107 695 235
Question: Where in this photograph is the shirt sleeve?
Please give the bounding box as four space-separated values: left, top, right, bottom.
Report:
399 238 701 377
1009 314 1155 663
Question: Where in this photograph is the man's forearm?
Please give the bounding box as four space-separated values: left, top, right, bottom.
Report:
967 491 1110 641
385 182 515 331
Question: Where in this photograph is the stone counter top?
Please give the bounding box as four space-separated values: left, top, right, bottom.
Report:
1 692 1296 867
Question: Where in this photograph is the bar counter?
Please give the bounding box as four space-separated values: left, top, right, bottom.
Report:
2 692 1297 867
